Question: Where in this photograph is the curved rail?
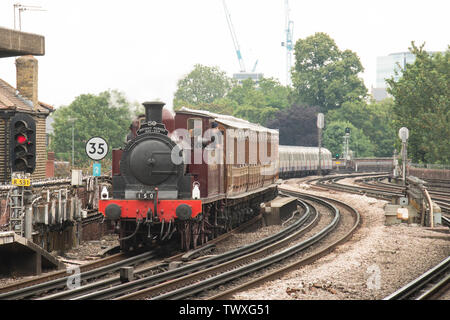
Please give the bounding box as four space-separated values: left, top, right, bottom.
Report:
73 199 313 300
150 196 338 300
118 195 340 300
383 256 450 300
207 188 361 299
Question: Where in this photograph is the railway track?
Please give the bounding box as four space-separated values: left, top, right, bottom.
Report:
0 214 262 300
207 188 361 300
59 197 312 300
91 192 358 300
356 175 450 219
0 251 125 295
0 250 156 300
308 172 449 299
15 193 322 300
383 256 450 300
313 173 450 217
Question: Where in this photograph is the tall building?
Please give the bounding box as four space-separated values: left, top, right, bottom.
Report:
376 52 416 88
372 52 416 101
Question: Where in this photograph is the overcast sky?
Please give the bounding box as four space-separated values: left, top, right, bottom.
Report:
0 0 448 110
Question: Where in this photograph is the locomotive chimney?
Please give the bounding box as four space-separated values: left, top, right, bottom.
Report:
143 101 165 124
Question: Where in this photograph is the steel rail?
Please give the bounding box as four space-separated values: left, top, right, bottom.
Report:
307 173 405 202
442 216 450 227
38 214 264 300
383 256 450 300
0 252 124 295
0 212 262 299
416 273 450 300
208 188 361 300
37 261 169 300
74 200 312 300
149 194 340 300
0 251 155 300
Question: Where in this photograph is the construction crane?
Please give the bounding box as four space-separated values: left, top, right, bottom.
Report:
222 0 246 73
281 0 294 86
222 0 262 83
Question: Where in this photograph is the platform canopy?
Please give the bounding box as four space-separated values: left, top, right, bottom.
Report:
0 27 45 58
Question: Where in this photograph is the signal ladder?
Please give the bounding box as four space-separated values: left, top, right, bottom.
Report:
9 187 25 236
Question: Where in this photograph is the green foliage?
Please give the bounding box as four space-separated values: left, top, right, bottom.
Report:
173 64 291 126
326 99 396 157
387 43 450 164
50 90 133 166
173 64 233 108
291 32 367 113
323 121 375 158
233 104 279 126
227 78 290 125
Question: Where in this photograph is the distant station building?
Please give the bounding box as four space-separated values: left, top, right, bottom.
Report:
0 27 53 183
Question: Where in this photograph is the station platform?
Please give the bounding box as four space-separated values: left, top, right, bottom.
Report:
0 231 63 276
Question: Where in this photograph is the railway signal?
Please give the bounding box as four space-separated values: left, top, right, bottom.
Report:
317 113 324 176
398 127 409 185
10 113 36 174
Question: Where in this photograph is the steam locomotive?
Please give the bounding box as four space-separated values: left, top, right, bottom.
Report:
99 101 331 251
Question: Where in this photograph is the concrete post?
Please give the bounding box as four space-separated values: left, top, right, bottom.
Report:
25 206 33 240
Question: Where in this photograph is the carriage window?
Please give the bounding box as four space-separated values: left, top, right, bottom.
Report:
188 118 202 138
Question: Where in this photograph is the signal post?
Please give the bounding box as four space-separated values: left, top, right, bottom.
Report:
9 113 36 239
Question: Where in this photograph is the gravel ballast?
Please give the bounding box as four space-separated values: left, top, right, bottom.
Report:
230 178 449 300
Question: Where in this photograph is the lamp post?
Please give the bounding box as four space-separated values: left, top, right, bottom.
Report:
317 113 324 176
68 117 77 167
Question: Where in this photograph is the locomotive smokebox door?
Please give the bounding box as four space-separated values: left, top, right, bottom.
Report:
129 138 176 186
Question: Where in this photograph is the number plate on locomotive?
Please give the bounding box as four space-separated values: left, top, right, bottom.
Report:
136 191 155 199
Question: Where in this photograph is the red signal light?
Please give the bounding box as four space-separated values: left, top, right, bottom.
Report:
16 134 27 144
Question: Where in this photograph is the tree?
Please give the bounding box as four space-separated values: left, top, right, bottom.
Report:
173 64 233 108
227 78 290 125
233 104 279 126
387 43 450 164
323 121 375 158
50 90 133 165
266 105 320 146
291 32 367 113
173 64 292 126
326 99 396 157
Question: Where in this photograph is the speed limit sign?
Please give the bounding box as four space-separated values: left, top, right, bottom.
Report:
85 137 109 161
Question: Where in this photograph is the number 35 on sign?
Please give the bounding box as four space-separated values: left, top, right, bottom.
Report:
85 137 109 161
